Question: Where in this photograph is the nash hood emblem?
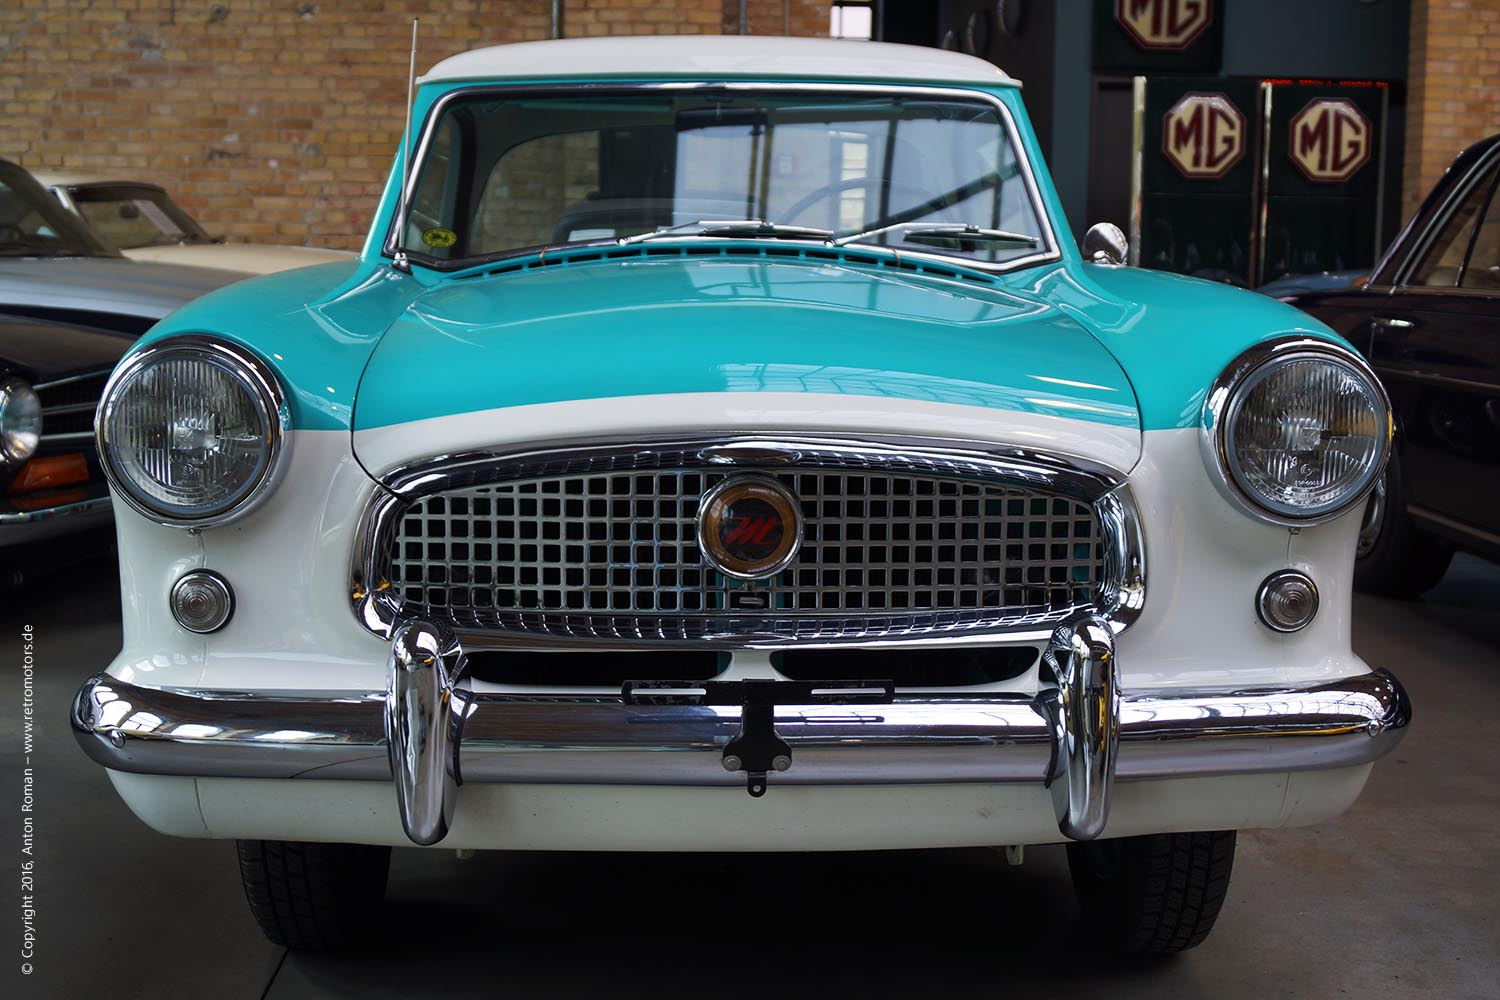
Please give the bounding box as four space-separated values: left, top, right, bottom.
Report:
697 476 803 580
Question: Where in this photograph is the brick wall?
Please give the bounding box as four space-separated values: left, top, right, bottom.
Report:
1403 0 1500 216
0 1 827 251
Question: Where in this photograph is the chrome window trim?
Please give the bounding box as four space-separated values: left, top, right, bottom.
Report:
1390 142 1500 289
95 335 292 529
350 435 1145 651
1199 335 1392 527
381 81 1063 278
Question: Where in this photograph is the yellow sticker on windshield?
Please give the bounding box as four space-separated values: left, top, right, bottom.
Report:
422 228 457 249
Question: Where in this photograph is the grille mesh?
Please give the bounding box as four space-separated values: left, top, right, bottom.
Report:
387 467 1105 641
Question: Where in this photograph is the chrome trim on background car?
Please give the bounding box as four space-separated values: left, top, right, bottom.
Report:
383 82 1063 278
0 494 111 525
349 434 1147 650
0 491 113 547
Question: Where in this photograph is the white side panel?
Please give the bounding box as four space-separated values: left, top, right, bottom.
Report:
352 391 1142 478
1117 427 1371 689
104 429 391 693
174 766 1372 850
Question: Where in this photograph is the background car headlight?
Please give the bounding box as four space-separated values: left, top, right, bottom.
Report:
0 377 43 466
97 337 288 526
1203 337 1390 524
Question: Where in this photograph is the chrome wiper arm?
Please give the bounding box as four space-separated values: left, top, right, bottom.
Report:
618 219 833 245
834 222 1039 249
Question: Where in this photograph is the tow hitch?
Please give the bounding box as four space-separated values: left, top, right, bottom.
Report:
623 679 895 796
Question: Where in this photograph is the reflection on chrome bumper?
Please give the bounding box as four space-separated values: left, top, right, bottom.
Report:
74 619 1410 847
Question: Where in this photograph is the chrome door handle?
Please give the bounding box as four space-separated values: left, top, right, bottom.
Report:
1372 316 1415 330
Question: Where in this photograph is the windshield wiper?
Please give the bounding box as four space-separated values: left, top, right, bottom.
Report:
619 219 833 245
834 222 1039 249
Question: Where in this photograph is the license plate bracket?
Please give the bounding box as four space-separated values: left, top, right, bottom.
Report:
621 678 895 797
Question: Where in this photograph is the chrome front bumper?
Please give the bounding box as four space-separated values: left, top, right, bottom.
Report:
74 614 1411 847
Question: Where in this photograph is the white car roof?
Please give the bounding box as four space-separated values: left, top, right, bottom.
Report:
421 35 1017 88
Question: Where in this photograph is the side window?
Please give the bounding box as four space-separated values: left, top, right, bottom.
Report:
471 132 600 253
1407 162 1498 288
1460 180 1500 290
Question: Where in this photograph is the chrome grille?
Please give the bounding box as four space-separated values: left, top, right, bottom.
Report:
386 465 1107 642
35 371 110 444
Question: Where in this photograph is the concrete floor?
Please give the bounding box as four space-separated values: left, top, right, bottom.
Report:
4 550 1498 999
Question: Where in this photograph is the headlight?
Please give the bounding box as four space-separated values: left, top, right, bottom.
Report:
96 337 288 526
0 377 42 466
1202 337 1390 524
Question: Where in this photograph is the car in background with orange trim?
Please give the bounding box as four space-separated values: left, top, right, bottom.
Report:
0 313 127 560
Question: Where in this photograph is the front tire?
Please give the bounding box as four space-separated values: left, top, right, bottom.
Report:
1354 456 1453 598
1066 830 1236 955
237 840 391 950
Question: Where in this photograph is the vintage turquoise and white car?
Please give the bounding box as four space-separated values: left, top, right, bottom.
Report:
73 36 1409 955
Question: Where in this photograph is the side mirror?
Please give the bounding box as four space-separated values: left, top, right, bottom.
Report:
1082 223 1128 266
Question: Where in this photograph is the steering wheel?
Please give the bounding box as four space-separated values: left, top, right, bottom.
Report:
780 178 936 230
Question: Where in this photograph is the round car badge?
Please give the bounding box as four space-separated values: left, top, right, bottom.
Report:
697 476 803 581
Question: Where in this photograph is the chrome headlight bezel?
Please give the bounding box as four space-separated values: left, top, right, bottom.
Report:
1201 335 1391 527
95 335 290 528
0 375 43 467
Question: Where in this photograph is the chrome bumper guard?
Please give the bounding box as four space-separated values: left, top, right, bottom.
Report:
73 613 1411 847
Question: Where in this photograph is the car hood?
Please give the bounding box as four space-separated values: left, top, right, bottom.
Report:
0 313 130 383
0 257 243 326
124 243 357 276
351 256 1142 472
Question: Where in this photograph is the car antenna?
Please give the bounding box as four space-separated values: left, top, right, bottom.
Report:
393 16 418 274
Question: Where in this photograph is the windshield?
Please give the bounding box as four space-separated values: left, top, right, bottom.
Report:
67 184 212 249
0 161 118 259
395 89 1051 269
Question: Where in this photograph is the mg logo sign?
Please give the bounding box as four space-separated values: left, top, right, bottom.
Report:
1116 0 1213 50
1162 93 1245 179
1290 98 1372 182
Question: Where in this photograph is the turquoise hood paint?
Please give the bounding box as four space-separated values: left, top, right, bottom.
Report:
1016 263 1345 432
137 259 423 432
348 256 1141 442
130 249 1342 453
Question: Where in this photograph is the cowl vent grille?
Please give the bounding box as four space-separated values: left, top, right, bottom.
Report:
454 243 999 286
